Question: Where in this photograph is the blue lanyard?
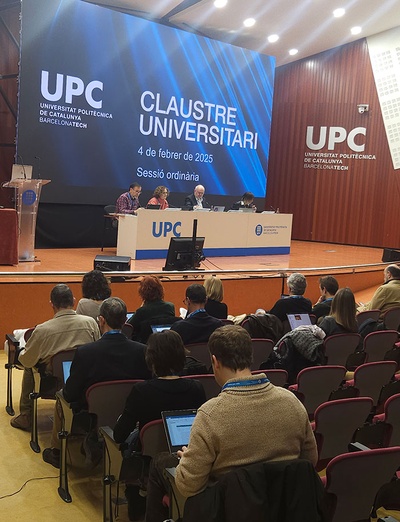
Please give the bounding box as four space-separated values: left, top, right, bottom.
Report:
103 330 121 336
222 377 269 392
187 308 206 318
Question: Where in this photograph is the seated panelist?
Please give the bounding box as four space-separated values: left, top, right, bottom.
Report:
147 186 169 210
230 191 257 212
184 184 211 210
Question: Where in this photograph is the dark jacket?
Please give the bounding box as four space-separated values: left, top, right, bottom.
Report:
127 300 175 343
183 459 328 522
170 311 223 345
184 194 211 210
63 332 151 409
205 299 228 319
269 295 312 323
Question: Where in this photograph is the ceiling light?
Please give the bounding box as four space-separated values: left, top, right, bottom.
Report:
351 26 362 35
243 18 256 28
214 0 227 8
289 48 298 56
333 8 345 18
268 34 279 43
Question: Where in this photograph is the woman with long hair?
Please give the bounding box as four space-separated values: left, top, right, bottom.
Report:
204 276 228 319
319 287 358 337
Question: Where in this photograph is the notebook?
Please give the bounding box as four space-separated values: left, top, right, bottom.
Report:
287 313 312 330
161 409 197 454
62 360 72 383
212 206 225 212
151 324 172 333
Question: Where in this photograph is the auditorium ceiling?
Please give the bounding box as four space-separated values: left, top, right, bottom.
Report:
83 0 400 66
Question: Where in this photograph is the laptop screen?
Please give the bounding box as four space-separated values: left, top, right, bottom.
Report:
212 206 225 212
151 324 172 333
62 360 72 383
287 313 312 330
162 409 197 453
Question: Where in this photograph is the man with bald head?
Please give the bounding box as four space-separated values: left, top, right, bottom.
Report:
184 184 211 210
358 264 400 317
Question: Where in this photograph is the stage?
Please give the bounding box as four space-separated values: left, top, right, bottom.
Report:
0 240 386 341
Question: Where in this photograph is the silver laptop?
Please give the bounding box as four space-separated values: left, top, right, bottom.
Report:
212 206 225 212
287 313 312 330
161 409 197 454
11 164 33 180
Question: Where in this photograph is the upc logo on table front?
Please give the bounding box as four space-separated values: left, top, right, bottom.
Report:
255 224 263 236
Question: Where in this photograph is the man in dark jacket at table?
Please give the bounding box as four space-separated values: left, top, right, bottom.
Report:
42 296 151 468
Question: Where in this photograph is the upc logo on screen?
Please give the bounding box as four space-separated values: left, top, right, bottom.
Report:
40 70 103 109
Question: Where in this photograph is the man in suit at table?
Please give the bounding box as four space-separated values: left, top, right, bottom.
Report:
170 284 223 345
184 184 211 210
42 296 151 468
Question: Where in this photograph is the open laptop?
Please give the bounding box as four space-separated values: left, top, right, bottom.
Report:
212 206 225 212
146 204 161 210
287 313 312 330
62 360 72 383
151 324 172 333
11 164 33 180
161 409 197 454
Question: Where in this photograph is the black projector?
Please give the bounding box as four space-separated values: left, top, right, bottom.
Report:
93 255 131 271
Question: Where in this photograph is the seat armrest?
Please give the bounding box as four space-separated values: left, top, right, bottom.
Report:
56 390 75 433
99 426 124 479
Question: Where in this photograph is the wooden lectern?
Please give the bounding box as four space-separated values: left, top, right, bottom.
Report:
3 179 50 262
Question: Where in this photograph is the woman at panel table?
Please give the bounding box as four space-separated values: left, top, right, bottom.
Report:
147 185 169 210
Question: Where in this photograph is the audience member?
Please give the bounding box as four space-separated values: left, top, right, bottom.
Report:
76 269 111 320
358 264 400 317
269 273 312 323
319 287 358 337
184 184 210 210
146 186 169 210
171 284 223 344
11 284 100 431
230 191 257 212
145 325 317 521
116 182 141 214
127 276 176 343
114 330 206 520
311 275 339 322
42 297 151 468
204 276 228 319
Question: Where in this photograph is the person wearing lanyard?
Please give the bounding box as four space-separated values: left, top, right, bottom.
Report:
312 275 339 323
165 325 316 504
115 182 142 214
42 297 151 469
269 272 312 323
